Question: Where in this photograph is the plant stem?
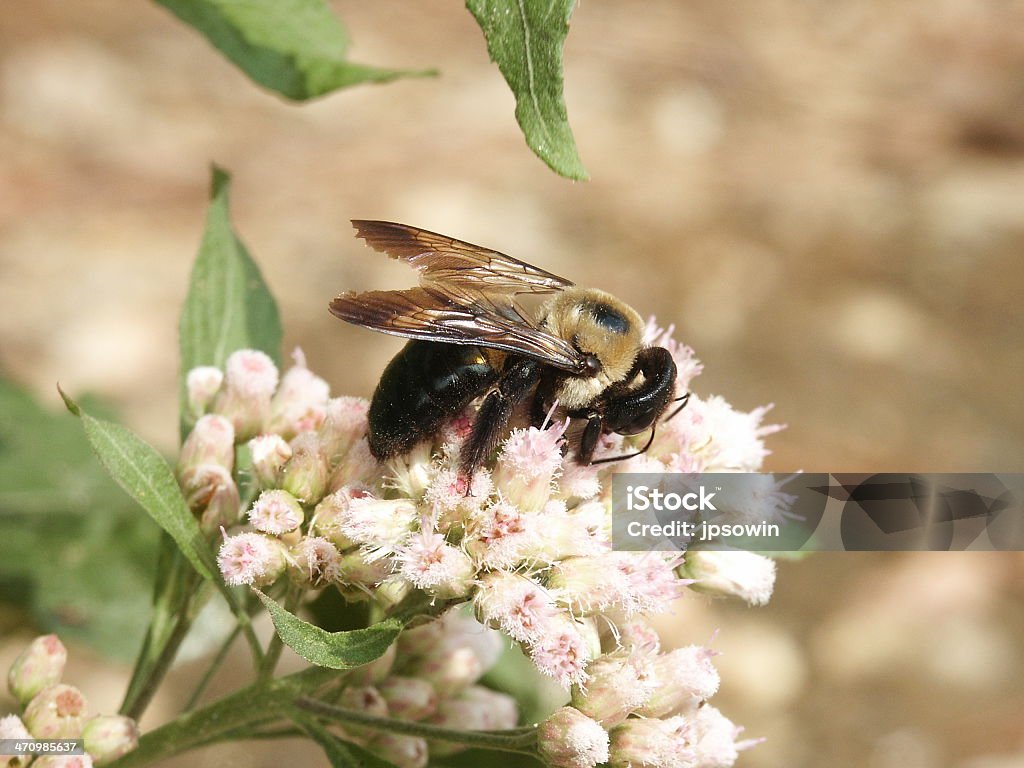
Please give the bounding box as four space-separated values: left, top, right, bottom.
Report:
294 698 539 755
259 583 303 681
183 624 242 712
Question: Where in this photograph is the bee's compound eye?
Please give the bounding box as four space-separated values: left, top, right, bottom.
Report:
584 354 602 377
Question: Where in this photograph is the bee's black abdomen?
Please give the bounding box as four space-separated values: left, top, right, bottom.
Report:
367 341 500 460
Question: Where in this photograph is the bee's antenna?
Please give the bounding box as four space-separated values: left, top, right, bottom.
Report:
587 393 690 466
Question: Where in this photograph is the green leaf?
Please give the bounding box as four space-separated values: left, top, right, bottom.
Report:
58 388 217 584
255 589 402 670
179 167 283 428
153 0 432 100
466 0 588 180
288 709 399 768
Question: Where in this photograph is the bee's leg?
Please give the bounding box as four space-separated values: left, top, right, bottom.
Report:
529 371 561 428
460 359 542 479
576 412 604 464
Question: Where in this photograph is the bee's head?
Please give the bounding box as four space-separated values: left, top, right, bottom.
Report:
542 287 644 384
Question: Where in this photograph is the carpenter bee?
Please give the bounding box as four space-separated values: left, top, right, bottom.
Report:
330 221 685 478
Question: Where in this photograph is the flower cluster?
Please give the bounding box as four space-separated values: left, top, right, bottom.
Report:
2 635 139 768
182 321 780 768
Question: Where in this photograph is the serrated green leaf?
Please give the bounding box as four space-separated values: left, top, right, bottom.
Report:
467 0 587 180
288 709 399 768
59 388 216 584
179 167 282 433
255 589 402 670
153 0 432 100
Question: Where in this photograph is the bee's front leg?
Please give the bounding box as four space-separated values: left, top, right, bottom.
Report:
460 359 542 479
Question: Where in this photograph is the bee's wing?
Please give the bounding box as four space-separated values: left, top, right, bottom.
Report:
351 220 574 295
330 286 585 373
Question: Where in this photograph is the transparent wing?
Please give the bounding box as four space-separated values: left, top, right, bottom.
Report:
329 286 584 372
351 220 574 295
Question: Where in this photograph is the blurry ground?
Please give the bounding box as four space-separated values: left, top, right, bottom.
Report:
0 1 1022 767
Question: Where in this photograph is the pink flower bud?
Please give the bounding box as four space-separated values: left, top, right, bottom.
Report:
197 470 242 534
613 552 687 615
185 366 224 418
23 684 87 738
81 715 138 765
318 396 369 464
406 646 482 698
377 676 438 721
288 536 342 587
0 713 32 766
428 684 517 731
213 350 279 439
178 464 235 514
608 716 695 768
493 422 567 510
248 434 292 488
248 489 304 535
177 414 235 475
571 652 654 726
327 437 382 492
268 349 330 439
281 433 329 504
604 617 662 655
538 707 610 768
528 614 592 689
367 733 427 768
637 645 720 718
396 618 445 659
335 685 388 742
8 635 67 705
684 550 776 606
337 550 394 595
217 532 288 587
436 609 505 673
397 531 475 599
473 572 559 644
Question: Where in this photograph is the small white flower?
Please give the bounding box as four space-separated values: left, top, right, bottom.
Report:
397 530 475 598
474 572 559 644
528 614 592 689
217 532 288 586
248 489 304 535
289 536 343 587
340 497 419 558
269 348 330 439
185 366 224 418
538 707 610 768
248 433 292 488
686 550 776 606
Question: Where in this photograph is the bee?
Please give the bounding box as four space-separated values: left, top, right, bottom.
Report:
330 221 685 478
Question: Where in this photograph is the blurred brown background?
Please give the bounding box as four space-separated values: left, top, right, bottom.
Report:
1 1 1022 766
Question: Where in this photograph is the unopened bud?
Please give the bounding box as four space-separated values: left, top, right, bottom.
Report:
684 550 776 606
367 734 427 768
427 686 518 756
571 652 653 726
374 578 412 611
185 366 223 419
198 475 242 535
177 414 235 475
178 464 235 514
319 397 369 464
214 350 279 439
248 434 292 488
377 677 437 722
336 685 388 742
281 433 329 504
337 551 393 595
81 715 139 765
538 707 610 768
396 619 445 659
636 644 720 718
23 684 87 738
608 716 694 768
407 647 482 698
268 349 330 439
8 635 66 705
